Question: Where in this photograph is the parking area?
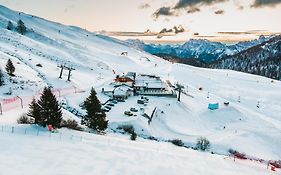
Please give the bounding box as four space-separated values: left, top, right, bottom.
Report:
101 95 159 124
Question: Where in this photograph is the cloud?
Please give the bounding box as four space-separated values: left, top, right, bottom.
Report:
251 0 281 7
153 6 176 19
237 5 244 10
139 3 151 9
64 4 75 13
174 0 228 9
187 7 200 13
158 25 185 34
173 25 185 34
153 0 228 19
214 9 224 14
159 28 173 34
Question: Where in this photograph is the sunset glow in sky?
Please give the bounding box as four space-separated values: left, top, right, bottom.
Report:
1 0 281 42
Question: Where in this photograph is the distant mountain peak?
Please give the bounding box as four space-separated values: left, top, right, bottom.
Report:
127 36 272 64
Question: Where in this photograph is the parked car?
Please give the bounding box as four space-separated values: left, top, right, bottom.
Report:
137 100 144 104
130 108 138 112
117 99 125 102
112 100 118 104
224 102 230 106
102 108 110 112
124 111 133 116
104 106 111 110
141 96 149 100
102 106 110 111
107 103 115 107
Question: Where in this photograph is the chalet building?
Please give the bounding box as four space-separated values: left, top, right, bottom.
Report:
134 74 167 91
113 85 134 99
114 72 136 87
109 73 175 97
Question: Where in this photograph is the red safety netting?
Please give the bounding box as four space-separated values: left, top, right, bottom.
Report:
0 86 84 114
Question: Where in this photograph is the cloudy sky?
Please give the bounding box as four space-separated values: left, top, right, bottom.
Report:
1 0 281 42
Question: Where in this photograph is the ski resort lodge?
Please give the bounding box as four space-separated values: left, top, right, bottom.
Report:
110 72 176 98
134 74 168 91
113 85 134 99
114 72 136 87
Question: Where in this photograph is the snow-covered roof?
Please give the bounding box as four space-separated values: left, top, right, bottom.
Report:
126 72 136 79
134 75 167 89
113 85 133 96
114 88 127 96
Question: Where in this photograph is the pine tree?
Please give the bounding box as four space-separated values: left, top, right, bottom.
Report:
0 69 4 86
16 20 27 35
7 21 14 30
27 99 42 125
82 88 108 132
5 59 15 76
196 137 211 151
37 87 62 128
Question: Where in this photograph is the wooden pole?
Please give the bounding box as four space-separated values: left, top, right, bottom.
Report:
17 96 23 109
178 87 181 102
59 65 75 81
67 69 71 81
175 83 184 102
0 102 2 115
59 65 64 79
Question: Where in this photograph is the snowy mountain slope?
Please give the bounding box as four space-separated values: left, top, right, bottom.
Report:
0 5 281 174
0 125 274 175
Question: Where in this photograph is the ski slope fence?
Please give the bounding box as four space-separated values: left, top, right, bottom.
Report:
0 86 85 115
0 124 280 173
0 125 84 142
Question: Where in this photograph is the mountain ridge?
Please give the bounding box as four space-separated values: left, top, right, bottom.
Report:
127 35 281 80
211 35 281 80
126 35 270 64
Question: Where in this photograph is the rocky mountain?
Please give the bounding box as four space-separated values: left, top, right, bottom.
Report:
127 35 281 80
127 36 269 64
211 35 281 80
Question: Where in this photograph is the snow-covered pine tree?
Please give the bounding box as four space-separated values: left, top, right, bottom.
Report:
196 137 211 151
5 59 15 76
37 87 62 128
0 69 4 86
27 99 42 125
82 88 108 132
7 21 14 30
16 19 27 35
